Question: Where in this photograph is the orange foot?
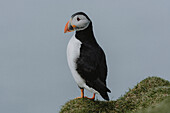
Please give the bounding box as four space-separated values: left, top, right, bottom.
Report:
75 97 83 99
75 89 84 99
85 93 95 100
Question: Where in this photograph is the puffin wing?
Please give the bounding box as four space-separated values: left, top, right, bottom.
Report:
76 43 104 81
76 43 111 100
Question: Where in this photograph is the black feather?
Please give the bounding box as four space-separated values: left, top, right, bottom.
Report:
74 15 111 100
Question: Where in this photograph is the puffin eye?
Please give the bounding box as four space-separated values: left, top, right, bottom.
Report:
77 17 80 21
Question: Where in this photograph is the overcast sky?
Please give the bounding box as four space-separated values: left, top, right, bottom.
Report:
0 0 170 113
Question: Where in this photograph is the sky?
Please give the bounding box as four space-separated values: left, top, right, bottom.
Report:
0 0 170 113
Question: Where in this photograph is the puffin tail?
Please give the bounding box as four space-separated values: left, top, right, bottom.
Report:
100 86 111 101
87 78 111 101
100 92 110 101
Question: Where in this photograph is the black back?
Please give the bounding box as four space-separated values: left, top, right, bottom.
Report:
73 13 111 100
76 23 107 84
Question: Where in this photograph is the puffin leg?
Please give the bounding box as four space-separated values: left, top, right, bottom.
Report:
85 93 95 100
75 88 84 99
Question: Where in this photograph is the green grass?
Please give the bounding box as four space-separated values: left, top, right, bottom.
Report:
60 77 170 113
136 97 170 113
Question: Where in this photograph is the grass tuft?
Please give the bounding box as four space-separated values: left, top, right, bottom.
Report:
60 76 170 113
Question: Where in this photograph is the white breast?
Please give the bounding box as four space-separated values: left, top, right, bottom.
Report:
67 34 85 88
67 34 99 94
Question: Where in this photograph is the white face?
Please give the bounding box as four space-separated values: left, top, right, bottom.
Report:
71 15 90 31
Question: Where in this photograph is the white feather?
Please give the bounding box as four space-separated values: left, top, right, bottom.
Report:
67 34 98 94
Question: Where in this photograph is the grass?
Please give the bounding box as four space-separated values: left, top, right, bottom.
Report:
60 77 170 113
136 97 170 113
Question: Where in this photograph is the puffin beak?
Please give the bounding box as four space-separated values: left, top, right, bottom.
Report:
64 19 76 33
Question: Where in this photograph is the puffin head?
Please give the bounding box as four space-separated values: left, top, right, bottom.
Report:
64 12 91 33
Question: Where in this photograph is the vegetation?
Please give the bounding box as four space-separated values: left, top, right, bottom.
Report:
60 77 170 113
136 97 170 113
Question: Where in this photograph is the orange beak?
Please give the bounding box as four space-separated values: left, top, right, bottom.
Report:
64 19 76 33
64 20 71 33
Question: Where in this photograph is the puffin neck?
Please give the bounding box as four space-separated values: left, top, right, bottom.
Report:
75 23 97 43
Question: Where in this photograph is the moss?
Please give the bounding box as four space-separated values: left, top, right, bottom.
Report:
60 77 170 113
136 97 170 113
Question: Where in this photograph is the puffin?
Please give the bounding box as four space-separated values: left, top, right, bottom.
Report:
64 12 111 101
